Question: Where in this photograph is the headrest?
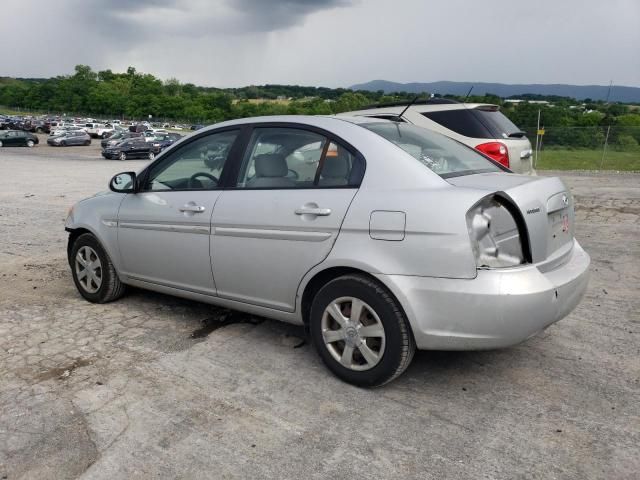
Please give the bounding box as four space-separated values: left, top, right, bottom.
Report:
254 154 288 177
322 154 349 178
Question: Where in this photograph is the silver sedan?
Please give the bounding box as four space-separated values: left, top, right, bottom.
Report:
65 115 590 386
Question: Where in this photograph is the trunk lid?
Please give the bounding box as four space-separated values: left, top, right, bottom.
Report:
448 173 574 263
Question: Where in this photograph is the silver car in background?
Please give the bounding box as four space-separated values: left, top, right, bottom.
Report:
65 115 589 386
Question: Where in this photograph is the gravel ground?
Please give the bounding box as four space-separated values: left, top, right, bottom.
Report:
0 139 638 480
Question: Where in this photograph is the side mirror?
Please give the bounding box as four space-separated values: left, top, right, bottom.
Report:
109 172 137 193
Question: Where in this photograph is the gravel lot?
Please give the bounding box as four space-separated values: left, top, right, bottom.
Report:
1 137 639 479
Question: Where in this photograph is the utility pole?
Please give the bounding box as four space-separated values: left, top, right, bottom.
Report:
605 80 613 104
600 125 611 169
534 109 541 169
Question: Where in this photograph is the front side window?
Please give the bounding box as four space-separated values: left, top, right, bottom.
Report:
144 129 239 191
363 122 504 178
236 127 358 189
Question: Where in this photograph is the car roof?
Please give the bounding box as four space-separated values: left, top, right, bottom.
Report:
340 103 497 115
195 115 392 134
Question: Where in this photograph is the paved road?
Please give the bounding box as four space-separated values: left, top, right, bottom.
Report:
0 144 638 479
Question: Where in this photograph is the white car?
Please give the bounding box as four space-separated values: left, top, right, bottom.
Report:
142 129 169 142
65 115 589 386
85 123 115 139
341 99 534 174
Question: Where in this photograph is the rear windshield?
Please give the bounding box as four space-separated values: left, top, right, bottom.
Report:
422 107 522 139
363 122 504 178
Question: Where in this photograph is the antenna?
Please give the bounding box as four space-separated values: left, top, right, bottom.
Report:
463 85 474 103
396 96 420 121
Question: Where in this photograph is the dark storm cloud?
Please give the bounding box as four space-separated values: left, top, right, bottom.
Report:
83 0 354 43
232 0 352 31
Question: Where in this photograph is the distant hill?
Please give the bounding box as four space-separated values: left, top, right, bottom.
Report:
349 80 640 103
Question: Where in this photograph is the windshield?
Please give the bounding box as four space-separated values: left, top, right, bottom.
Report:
363 122 506 177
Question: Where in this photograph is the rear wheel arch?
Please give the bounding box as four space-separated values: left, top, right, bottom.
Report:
300 266 406 327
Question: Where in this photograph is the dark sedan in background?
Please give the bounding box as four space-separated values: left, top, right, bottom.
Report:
47 130 92 146
102 137 161 160
0 130 39 147
150 132 183 151
101 131 142 149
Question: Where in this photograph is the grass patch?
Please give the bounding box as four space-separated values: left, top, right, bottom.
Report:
536 148 640 171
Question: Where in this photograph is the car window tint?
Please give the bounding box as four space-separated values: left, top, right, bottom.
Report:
317 142 356 187
471 108 522 138
236 128 328 189
144 129 239 191
421 110 494 138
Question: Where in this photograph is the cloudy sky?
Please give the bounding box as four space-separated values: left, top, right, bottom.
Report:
3 0 639 88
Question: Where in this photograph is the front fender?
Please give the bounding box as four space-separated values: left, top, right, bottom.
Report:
65 193 126 273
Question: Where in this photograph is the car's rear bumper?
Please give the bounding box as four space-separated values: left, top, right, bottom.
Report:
376 239 590 350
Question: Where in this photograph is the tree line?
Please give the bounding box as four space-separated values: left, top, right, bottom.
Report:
1 65 639 149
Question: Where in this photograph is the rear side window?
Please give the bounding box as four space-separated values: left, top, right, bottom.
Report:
422 110 493 138
422 108 521 139
472 109 522 138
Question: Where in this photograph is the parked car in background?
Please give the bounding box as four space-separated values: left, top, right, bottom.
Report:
85 123 115 139
0 130 39 147
101 137 161 160
50 126 86 137
128 124 148 133
341 99 534 174
150 132 183 151
47 130 91 146
142 129 170 142
101 131 142 149
66 115 589 386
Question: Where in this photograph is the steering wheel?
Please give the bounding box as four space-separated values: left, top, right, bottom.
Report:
188 172 219 189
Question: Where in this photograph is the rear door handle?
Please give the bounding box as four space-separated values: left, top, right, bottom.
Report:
295 207 331 216
179 204 206 213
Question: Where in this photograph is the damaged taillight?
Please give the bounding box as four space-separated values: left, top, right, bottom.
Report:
466 196 526 268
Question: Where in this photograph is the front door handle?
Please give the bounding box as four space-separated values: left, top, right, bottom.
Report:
295 207 331 216
179 204 206 213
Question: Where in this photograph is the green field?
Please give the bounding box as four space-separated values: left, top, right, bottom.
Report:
536 148 640 171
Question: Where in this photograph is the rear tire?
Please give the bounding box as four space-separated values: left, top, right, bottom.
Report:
0 140 3 147
26 140 35 148
61 140 67 146
70 233 126 303
309 274 415 387
84 140 90 146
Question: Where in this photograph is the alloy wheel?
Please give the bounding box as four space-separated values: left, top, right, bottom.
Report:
75 246 103 294
321 296 386 371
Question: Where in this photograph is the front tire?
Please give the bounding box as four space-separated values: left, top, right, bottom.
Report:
310 274 415 387
70 233 126 303
119 152 127 161
0 140 3 147
148 151 156 160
